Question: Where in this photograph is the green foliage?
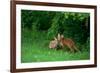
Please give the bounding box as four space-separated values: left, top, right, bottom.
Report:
21 10 55 30
81 37 90 51
21 10 90 43
47 13 60 39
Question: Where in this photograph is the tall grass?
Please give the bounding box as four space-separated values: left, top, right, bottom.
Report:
21 29 90 63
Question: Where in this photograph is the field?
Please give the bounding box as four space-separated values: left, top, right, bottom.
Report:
21 29 90 63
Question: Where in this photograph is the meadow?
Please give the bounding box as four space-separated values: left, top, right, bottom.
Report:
21 29 90 63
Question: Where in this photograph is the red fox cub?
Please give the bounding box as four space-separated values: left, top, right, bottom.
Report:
58 34 80 53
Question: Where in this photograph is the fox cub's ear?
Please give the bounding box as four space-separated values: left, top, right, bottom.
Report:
61 35 64 38
54 37 57 40
58 33 61 40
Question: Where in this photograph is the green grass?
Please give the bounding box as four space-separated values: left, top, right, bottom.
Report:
21 39 90 63
21 30 90 63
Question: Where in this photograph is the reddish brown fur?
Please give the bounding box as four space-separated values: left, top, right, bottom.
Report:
61 38 74 47
59 36 80 53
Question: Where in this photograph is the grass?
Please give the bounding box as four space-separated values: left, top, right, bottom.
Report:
21 30 90 63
